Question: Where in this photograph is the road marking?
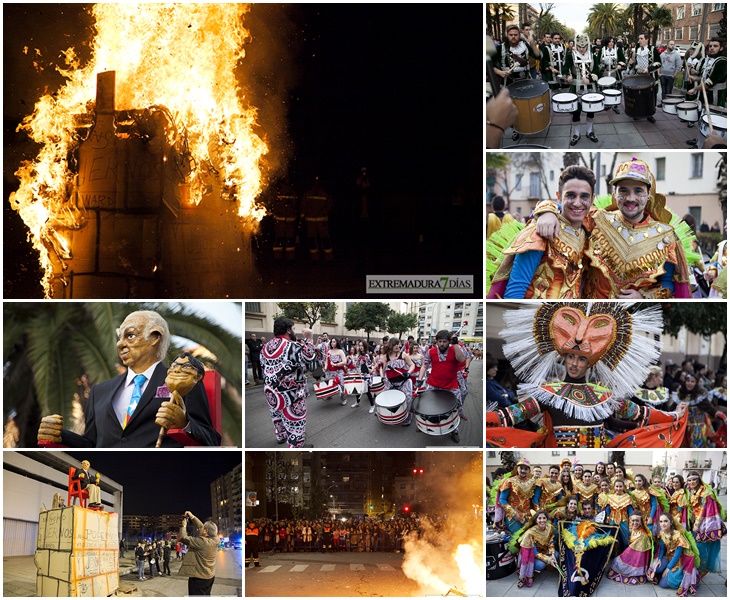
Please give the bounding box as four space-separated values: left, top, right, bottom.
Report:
350 563 366 571
258 566 281 573
377 564 396 571
290 564 309 572
320 564 335 571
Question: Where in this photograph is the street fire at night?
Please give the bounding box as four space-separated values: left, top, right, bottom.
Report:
9 4 268 298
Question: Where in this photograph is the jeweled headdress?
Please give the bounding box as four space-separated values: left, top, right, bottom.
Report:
501 302 663 397
606 157 672 224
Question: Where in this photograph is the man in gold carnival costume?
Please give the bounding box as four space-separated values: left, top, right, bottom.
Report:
486 165 594 299
485 302 688 448
497 458 537 534
533 157 692 298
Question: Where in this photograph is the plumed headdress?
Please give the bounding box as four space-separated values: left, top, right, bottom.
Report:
501 302 663 397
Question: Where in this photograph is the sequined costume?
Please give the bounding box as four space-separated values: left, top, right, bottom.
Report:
533 478 564 512
516 524 556 587
606 492 633 551
607 527 652 584
498 475 536 533
261 336 316 447
649 530 700 596
574 482 599 507
686 482 726 573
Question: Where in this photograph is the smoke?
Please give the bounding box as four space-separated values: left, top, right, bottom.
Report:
236 4 303 188
401 452 484 595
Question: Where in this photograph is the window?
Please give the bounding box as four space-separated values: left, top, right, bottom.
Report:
515 173 523 190
655 157 666 181
551 451 561 456
677 6 685 19
529 172 541 197
713 3 724 11
689 206 702 225
692 3 702 16
689 26 699 40
709 23 720 38
691 153 703 178
567 450 577 456
550 170 554 181
303 472 310 482
664 29 671 41
487 451 496 458
245 302 261 313
675 28 683 40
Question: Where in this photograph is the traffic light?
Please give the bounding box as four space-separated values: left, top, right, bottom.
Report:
412 468 424 474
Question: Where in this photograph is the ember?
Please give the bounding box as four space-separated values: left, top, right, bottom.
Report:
10 4 267 297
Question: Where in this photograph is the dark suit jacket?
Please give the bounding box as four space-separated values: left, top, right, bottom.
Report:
61 363 220 447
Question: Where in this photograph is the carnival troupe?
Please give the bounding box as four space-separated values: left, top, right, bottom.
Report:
486 19 727 149
487 457 726 597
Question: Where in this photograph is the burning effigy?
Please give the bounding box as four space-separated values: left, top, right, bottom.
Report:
10 4 268 298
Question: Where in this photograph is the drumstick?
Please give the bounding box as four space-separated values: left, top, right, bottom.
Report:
700 79 715 135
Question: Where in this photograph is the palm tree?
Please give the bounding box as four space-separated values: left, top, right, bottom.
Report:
3 302 242 447
535 12 571 42
486 4 516 40
646 5 673 45
587 3 619 38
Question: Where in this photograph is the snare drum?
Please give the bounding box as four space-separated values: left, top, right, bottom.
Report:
343 374 367 395
603 89 622 106
369 376 385 395
413 390 460 435
597 76 617 90
551 92 578 113
507 79 551 135
374 390 409 425
662 97 683 114
676 102 700 123
700 113 728 141
581 93 605 112
314 379 339 400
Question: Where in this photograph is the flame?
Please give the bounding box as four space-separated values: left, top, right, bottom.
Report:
454 544 483 596
10 4 268 296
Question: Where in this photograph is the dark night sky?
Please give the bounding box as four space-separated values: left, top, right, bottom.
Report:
65 451 241 518
3 4 483 297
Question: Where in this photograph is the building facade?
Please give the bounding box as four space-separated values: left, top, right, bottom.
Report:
417 301 484 342
211 462 243 540
662 3 725 44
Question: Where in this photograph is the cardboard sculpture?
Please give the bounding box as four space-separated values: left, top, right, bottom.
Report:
35 506 119 597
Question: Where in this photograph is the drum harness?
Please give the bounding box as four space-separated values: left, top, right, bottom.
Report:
501 40 531 79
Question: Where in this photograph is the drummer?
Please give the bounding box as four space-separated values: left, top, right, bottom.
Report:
598 36 626 114
683 41 705 103
541 32 568 92
563 34 602 146
417 329 467 444
628 32 661 115
377 338 415 426
689 38 727 108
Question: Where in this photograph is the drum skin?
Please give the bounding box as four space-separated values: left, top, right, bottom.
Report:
413 389 460 435
662 98 683 114
581 93 605 112
700 113 728 140
622 74 656 118
597 76 617 89
375 390 408 425
551 93 579 113
508 79 551 134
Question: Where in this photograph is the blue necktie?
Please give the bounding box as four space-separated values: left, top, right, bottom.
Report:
123 374 147 429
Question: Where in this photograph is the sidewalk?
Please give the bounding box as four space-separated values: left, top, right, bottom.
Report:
501 88 702 149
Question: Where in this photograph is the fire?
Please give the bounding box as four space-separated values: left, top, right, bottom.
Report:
10 4 268 297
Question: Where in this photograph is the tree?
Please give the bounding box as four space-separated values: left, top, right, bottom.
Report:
3 302 243 447
587 3 619 38
661 303 727 375
344 303 391 344
646 5 673 46
275 302 337 329
386 312 418 340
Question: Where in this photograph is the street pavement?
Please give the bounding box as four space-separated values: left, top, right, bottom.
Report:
500 86 706 149
245 360 483 448
487 517 727 597
245 550 422 597
3 548 242 597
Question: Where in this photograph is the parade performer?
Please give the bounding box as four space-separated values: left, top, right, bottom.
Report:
494 24 540 86
672 373 726 447
564 34 602 145
630 474 668 532
261 318 316 448
533 465 564 512
629 33 661 116
485 302 688 448
647 513 700 596
541 32 568 90
455 338 473 419
705 240 727 299
486 196 515 239
574 470 598 508
498 458 537 534
599 36 626 80
596 479 611 520
324 338 348 406
607 513 653 585
633 366 673 411
511 510 557 588
486 165 592 299
534 157 694 298
550 495 579 524
689 38 727 108
683 41 704 102
684 472 726 576
669 475 689 524
353 341 375 411
485 355 515 411
379 337 415 425
418 329 466 442
606 479 633 552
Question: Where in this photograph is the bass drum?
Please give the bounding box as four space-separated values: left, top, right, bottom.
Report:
413 390 460 435
622 74 656 118
507 79 551 135
374 390 408 425
486 535 517 580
